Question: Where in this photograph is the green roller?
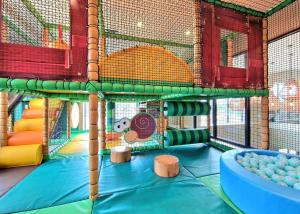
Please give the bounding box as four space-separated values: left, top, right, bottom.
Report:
164 129 210 146
164 101 210 116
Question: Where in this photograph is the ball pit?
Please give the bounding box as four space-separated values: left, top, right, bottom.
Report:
221 149 300 214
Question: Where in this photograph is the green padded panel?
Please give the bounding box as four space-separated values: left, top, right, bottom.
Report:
93 179 236 214
199 174 243 214
18 200 93 214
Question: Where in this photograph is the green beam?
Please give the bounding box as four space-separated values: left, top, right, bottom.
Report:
0 78 269 98
2 15 38 45
266 0 296 17
206 0 265 17
105 32 193 49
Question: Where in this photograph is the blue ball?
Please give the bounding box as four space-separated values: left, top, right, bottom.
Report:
271 174 284 182
284 165 295 172
265 168 274 177
284 176 297 187
293 183 300 190
288 157 300 167
275 168 286 176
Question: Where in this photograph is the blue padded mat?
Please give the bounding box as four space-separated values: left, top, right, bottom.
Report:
99 149 195 195
93 179 236 214
168 144 222 177
0 156 93 214
99 144 222 195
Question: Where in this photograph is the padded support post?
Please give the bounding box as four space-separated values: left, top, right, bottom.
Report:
67 101 71 138
89 93 99 200
261 18 269 150
0 92 8 147
78 103 84 130
193 0 202 86
106 102 115 132
159 101 165 145
42 98 49 155
100 100 106 151
88 0 99 81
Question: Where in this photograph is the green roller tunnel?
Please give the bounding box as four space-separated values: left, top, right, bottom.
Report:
164 101 210 116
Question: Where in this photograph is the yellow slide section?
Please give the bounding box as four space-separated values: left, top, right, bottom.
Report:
100 46 193 84
0 144 43 168
1 99 61 168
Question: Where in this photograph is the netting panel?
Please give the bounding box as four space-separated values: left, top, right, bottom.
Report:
268 30 300 153
105 102 161 150
100 0 195 86
1 0 70 48
216 98 246 145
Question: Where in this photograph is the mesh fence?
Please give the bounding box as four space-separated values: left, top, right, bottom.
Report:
267 1 300 153
99 0 194 86
222 0 282 12
1 0 70 48
105 102 161 151
48 99 68 153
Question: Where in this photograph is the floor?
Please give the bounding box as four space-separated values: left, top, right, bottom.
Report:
0 134 242 214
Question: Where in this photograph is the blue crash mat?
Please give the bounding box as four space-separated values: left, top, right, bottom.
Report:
93 179 236 214
0 156 94 214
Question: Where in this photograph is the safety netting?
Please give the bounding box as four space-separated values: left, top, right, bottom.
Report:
99 0 195 87
104 101 162 152
267 0 300 153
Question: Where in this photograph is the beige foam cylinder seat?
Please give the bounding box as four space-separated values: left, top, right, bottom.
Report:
154 155 179 178
110 146 131 163
0 144 43 168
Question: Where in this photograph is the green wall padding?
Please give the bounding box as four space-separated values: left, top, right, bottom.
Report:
164 101 210 116
199 174 243 214
164 129 210 146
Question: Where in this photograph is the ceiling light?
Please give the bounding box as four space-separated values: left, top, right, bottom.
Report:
185 30 191 36
137 22 143 28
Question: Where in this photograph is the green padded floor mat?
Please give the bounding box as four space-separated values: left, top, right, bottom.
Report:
93 179 237 214
199 174 243 214
18 199 93 214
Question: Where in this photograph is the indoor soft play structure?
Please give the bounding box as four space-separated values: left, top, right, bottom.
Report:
0 0 300 213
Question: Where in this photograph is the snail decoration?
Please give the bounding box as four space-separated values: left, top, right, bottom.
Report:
113 113 156 143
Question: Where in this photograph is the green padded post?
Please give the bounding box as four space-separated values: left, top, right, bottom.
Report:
106 102 115 132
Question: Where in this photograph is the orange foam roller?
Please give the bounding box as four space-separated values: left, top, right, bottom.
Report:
8 131 42 146
22 109 43 119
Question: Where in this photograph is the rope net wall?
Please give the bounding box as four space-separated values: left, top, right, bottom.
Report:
105 102 161 151
99 0 194 87
267 0 300 153
48 99 68 154
1 0 70 48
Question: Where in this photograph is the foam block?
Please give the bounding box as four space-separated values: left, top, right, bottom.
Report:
14 118 43 132
28 99 43 109
22 109 43 119
8 131 42 146
0 144 43 168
